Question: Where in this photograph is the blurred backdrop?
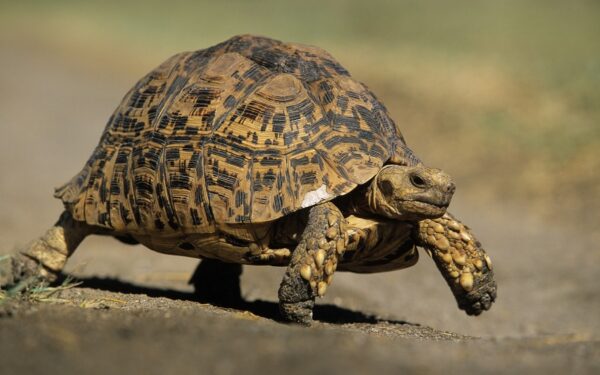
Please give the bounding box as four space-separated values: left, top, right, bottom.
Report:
0 0 599 339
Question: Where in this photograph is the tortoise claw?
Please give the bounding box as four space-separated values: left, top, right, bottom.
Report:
458 272 497 316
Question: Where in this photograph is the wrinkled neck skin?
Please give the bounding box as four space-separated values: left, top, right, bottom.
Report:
365 177 407 218
340 182 408 219
338 183 376 218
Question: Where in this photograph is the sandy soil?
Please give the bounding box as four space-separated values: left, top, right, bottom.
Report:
1 43 599 374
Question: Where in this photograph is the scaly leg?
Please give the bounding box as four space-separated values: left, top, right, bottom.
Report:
414 212 497 315
278 202 347 325
189 258 244 308
0 211 92 288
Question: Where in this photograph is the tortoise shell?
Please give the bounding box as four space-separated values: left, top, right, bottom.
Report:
55 35 417 234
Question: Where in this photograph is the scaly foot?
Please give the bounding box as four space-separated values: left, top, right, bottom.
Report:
278 202 347 325
415 212 497 315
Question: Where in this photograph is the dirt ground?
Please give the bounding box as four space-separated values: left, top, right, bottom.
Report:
1 41 599 374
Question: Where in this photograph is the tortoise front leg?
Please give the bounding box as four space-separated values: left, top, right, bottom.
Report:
278 202 347 325
414 212 497 316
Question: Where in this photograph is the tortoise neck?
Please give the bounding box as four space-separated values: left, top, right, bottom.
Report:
335 184 376 218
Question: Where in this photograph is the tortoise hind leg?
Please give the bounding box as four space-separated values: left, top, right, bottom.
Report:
0 211 92 288
278 202 347 325
189 258 244 308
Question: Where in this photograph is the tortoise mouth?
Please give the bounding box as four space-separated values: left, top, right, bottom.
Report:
400 199 449 218
413 198 450 209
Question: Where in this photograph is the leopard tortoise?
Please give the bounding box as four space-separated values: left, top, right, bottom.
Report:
1 35 496 324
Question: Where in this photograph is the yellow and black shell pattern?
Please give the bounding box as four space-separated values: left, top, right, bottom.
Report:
55 35 419 235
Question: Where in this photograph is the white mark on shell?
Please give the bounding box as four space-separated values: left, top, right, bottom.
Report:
301 185 332 208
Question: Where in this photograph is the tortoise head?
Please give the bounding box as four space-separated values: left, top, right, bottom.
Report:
365 164 455 221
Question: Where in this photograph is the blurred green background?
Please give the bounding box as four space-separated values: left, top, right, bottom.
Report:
1 0 599 230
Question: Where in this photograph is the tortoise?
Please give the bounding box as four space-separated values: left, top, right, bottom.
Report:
1 35 496 324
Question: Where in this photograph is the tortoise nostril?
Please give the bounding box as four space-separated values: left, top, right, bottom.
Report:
410 174 427 188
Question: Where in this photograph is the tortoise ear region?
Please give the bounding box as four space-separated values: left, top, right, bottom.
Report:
379 179 395 196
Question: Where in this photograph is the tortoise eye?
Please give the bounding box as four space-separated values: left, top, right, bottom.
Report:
410 174 427 188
